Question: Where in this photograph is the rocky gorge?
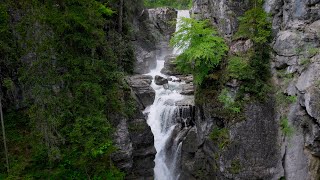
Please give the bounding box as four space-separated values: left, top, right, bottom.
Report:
116 0 320 179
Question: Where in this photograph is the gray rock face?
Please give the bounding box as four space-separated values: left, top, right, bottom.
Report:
148 8 177 41
132 8 157 74
133 7 177 74
127 75 155 108
178 0 320 179
191 0 251 38
161 55 181 76
154 75 168 85
112 81 156 179
178 101 283 180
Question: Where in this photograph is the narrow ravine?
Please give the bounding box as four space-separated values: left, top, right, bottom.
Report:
144 10 191 180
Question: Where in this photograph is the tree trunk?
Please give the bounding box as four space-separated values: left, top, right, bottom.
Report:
0 92 9 173
118 0 123 33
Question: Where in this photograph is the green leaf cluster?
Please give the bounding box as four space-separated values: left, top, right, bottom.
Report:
235 7 271 44
170 18 228 84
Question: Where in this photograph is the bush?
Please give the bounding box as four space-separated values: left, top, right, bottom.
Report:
227 56 254 80
170 18 228 84
218 89 241 113
280 118 294 138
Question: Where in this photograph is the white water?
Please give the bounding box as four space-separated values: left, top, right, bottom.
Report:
144 10 191 180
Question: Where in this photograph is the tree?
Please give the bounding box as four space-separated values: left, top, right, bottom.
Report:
170 18 228 84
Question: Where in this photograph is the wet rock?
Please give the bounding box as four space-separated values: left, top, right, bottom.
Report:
148 7 177 41
133 45 157 74
178 75 193 84
132 8 157 74
180 84 194 95
127 75 155 108
161 55 182 75
163 83 169 89
155 75 168 85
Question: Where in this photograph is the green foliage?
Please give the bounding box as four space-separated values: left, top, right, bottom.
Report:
276 92 297 108
144 0 192 9
228 1 272 101
227 56 254 80
210 127 230 150
218 89 241 113
0 0 138 178
171 18 228 84
280 118 294 138
235 6 271 44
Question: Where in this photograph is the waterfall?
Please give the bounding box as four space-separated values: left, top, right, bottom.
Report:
144 10 192 180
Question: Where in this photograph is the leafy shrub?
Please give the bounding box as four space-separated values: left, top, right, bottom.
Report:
227 56 254 80
170 18 228 84
218 89 241 113
280 118 294 138
234 6 271 45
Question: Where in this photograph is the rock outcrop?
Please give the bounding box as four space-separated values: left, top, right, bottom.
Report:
191 0 251 38
148 8 177 57
112 75 157 179
127 75 155 108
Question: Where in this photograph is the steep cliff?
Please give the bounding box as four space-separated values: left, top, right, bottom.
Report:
175 0 320 179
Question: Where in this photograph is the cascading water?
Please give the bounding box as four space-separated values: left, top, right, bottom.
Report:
144 10 191 180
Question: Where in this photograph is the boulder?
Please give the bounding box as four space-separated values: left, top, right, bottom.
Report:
155 75 168 85
127 75 155 108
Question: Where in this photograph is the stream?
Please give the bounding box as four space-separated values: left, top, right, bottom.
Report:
144 10 191 180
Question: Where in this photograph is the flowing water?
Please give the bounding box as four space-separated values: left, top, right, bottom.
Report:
144 10 191 180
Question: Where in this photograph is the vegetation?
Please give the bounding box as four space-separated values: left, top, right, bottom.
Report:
280 118 294 138
170 18 228 84
144 0 192 9
227 0 272 101
0 0 140 178
218 89 241 113
210 127 230 150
